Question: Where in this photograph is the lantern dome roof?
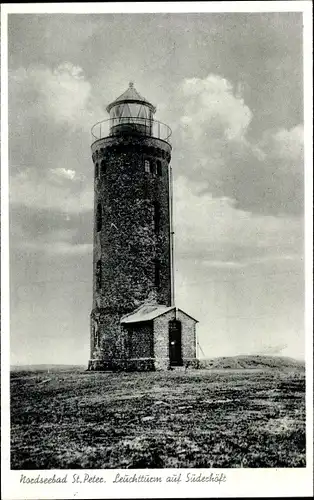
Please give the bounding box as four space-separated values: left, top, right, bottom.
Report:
106 82 156 113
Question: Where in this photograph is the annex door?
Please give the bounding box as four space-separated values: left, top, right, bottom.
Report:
169 320 183 366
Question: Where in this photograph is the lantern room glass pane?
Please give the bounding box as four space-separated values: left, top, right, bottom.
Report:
110 103 151 122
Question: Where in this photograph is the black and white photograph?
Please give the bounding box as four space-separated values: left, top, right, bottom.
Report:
1 2 313 499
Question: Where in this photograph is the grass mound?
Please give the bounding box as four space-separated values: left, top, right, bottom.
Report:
199 355 305 370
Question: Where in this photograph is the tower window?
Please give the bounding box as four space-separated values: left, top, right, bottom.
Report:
154 201 160 234
150 161 156 175
154 258 160 288
96 203 102 232
96 260 102 290
144 159 150 173
156 160 162 177
95 163 99 178
101 159 106 175
94 320 100 348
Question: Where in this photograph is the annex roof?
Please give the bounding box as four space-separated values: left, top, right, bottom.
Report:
120 303 198 325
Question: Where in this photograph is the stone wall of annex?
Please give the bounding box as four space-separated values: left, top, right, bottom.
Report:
125 321 154 359
153 310 197 370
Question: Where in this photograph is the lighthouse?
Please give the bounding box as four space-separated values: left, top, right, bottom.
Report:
88 82 197 371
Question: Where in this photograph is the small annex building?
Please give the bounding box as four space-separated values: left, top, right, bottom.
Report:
120 303 198 371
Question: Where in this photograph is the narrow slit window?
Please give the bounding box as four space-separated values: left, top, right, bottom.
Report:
95 162 99 179
154 258 161 288
154 201 160 234
101 159 106 175
150 161 156 175
94 320 100 348
156 160 162 177
144 159 150 173
96 203 102 232
96 260 102 290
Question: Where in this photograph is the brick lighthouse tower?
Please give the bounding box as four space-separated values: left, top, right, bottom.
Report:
88 83 197 371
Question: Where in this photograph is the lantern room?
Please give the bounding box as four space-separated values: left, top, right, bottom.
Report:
106 81 156 137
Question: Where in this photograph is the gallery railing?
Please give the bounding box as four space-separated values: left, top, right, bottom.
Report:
91 117 172 145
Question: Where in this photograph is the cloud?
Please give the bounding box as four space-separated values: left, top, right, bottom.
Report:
10 170 93 213
10 204 93 257
9 62 98 214
10 62 95 127
10 204 93 250
201 255 302 269
174 176 303 265
50 168 77 181
175 74 304 216
263 125 304 162
20 241 93 256
202 260 245 269
9 61 100 175
179 75 252 141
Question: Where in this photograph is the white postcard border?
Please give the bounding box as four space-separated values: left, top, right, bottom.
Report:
1 2 313 499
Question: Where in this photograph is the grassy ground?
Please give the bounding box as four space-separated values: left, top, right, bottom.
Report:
10 368 305 469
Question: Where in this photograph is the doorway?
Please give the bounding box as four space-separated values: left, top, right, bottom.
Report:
169 320 183 366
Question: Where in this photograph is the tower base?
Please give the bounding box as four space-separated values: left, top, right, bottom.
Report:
87 357 199 372
87 358 156 372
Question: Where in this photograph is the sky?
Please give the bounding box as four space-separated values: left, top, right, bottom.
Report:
8 12 305 365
